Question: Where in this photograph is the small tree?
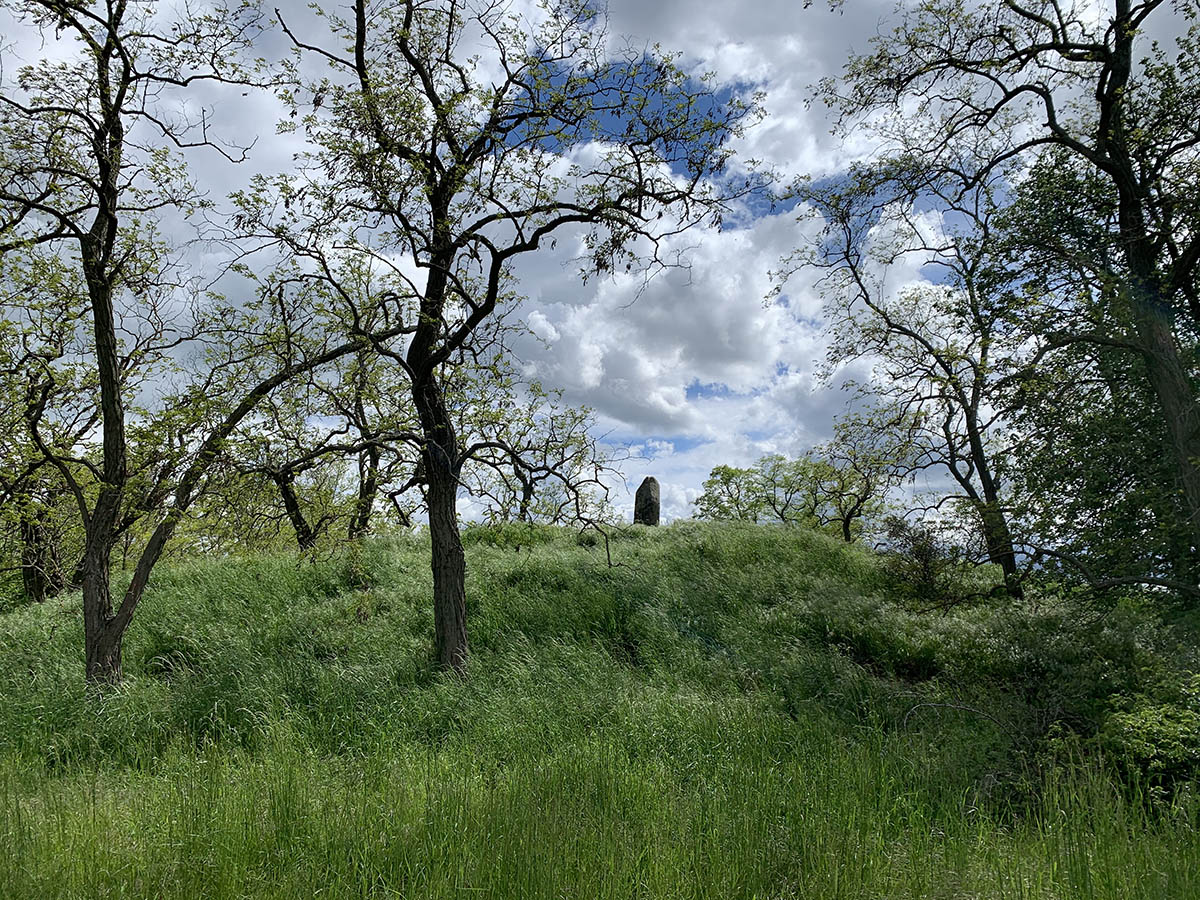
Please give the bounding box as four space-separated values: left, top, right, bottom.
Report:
464 382 616 527
818 413 914 543
693 432 906 541
795 170 1027 594
694 464 770 524
880 514 978 611
227 345 421 551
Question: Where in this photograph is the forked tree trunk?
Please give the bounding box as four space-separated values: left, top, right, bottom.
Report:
81 541 123 684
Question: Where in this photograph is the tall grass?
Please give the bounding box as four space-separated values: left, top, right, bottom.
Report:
0 522 1194 898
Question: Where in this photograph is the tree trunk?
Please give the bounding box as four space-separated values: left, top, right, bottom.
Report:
960 416 1024 600
426 459 468 673
270 470 320 551
81 232 131 680
348 445 380 540
86 621 123 684
81 494 128 684
81 541 123 683
1127 288 1200 566
517 477 533 523
20 509 63 603
977 504 1012 567
413 376 467 674
1116 159 1200 572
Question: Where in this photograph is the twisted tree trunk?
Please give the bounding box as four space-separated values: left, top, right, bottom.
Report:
270 469 321 551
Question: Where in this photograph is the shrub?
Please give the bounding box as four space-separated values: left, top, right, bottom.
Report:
1099 675 1200 787
879 516 982 610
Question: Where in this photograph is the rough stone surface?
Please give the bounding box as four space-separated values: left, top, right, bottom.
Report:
634 476 660 526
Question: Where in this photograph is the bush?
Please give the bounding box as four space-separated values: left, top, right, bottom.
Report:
879 516 986 610
1099 675 1200 787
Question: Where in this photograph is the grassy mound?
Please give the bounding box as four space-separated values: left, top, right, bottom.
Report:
0 522 1195 898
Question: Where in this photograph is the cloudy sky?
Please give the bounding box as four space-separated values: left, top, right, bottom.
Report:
1 0 907 522
499 0 899 520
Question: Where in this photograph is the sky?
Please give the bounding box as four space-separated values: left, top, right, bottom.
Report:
0 0 908 523
495 0 901 520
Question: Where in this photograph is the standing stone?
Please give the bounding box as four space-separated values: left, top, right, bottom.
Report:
634 476 660 526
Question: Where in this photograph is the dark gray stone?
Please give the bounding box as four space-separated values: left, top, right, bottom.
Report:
634 476 660 526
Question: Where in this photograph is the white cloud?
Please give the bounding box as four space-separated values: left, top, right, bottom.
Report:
526 310 561 343
600 0 899 178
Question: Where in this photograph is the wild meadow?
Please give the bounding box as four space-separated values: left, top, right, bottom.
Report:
1 523 1195 899
2 0 1200 895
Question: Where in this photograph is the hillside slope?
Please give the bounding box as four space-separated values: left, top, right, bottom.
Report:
0 522 1195 899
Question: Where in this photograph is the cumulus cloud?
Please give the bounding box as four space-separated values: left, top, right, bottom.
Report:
501 196 865 521
473 0 922 521
600 0 899 178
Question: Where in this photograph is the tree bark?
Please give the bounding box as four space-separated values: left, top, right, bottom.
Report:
270 470 320 551
81 540 122 683
1124 252 1200 565
976 500 1023 600
81 280 131 682
414 376 468 674
426 460 468 673
86 622 123 684
961 414 1024 600
1106 12 1200 574
348 445 380 540
19 508 63 603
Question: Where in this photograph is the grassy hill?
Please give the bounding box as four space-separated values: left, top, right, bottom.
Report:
0 522 1196 899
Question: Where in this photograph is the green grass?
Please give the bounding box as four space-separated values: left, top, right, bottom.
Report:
0 522 1195 898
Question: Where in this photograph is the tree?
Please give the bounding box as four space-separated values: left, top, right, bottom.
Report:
692 430 906 542
0 0 413 682
991 154 1198 596
227 344 422 551
248 0 757 672
222 313 613 548
694 463 771 524
798 171 1027 593
462 381 616 527
820 413 914 543
0 248 101 602
823 0 1200 583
